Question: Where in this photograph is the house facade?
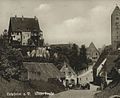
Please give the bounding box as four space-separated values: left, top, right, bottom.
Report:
93 49 118 88
8 16 44 47
60 62 77 87
93 45 112 83
87 42 100 63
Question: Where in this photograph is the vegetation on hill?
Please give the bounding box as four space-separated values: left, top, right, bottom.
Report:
0 31 26 81
0 31 65 98
0 77 64 98
50 44 90 72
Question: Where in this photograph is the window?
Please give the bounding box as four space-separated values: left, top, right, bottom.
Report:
66 79 69 86
92 57 97 59
68 72 71 75
117 36 118 39
28 34 29 37
17 32 19 35
116 17 119 20
116 25 119 29
115 22 119 25
71 79 75 85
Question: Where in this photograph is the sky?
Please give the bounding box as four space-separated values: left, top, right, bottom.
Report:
0 0 119 48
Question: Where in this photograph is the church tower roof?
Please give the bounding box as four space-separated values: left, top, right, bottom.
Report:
112 5 120 15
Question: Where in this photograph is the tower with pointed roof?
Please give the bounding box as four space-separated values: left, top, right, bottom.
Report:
111 5 120 50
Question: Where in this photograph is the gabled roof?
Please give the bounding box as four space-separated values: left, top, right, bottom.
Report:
93 45 112 69
87 42 100 54
112 5 120 15
104 54 118 73
23 62 64 81
8 16 42 32
60 62 77 76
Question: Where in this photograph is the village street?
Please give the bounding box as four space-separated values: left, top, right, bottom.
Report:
49 65 100 98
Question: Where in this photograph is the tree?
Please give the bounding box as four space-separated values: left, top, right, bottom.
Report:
78 45 88 70
0 45 25 81
67 44 80 71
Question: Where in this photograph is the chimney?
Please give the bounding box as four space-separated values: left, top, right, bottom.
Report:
15 15 17 18
22 15 24 21
34 16 38 20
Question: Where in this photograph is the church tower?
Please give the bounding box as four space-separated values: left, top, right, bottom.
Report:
111 5 120 50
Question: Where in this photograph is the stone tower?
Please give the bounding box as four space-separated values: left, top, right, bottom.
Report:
111 5 120 50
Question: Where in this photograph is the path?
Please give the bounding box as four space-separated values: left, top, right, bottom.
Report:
49 64 100 98
49 83 99 98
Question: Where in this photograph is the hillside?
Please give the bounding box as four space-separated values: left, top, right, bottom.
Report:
0 76 65 98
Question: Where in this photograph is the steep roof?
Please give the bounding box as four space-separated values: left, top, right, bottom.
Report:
60 62 77 76
112 5 120 15
87 42 100 54
8 16 42 32
93 45 112 69
89 42 96 49
23 62 64 81
104 54 118 73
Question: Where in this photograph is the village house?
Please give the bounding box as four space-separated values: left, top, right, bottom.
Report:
59 62 77 87
8 16 44 47
92 5 120 86
87 42 100 63
93 50 118 90
21 62 64 82
93 45 112 84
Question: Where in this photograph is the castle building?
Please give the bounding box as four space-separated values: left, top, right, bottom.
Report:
8 16 44 47
111 6 120 50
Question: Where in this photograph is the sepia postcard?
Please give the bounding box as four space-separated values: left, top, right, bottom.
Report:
0 0 120 98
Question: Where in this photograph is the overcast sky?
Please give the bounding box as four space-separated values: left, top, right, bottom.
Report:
0 0 118 48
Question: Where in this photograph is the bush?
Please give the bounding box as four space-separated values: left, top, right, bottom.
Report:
0 47 25 81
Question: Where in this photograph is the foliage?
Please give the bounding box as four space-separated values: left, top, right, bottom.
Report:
0 46 25 81
78 45 88 70
67 44 80 71
50 43 89 72
0 31 25 81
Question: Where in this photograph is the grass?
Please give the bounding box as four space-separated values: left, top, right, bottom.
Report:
0 76 65 98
